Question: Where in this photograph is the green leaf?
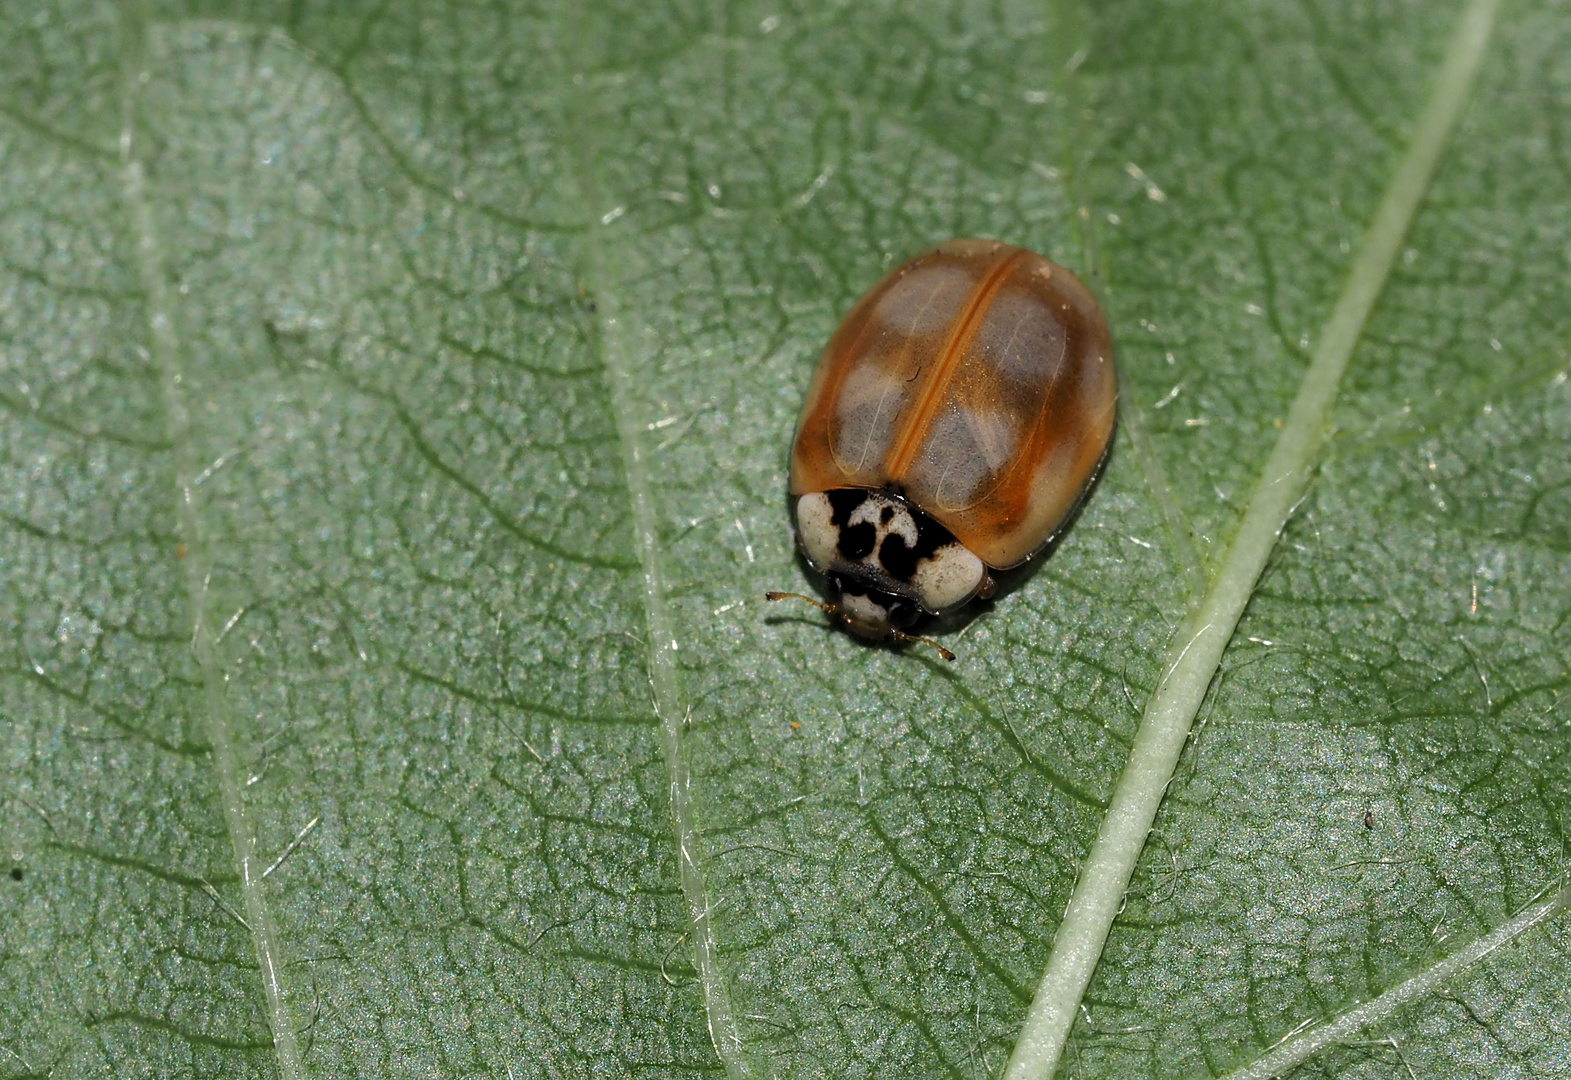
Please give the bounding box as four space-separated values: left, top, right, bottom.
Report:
1 2 1566 1079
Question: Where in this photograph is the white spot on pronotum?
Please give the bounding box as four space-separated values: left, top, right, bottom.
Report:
908 542 986 613
794 493 839 571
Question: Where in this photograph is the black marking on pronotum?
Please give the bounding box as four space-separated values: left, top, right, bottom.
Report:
825 488 869 525
826 489 876 561
878 505 959 582
839 522 876 560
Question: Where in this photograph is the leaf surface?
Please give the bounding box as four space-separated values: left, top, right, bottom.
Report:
1 2 1567 1078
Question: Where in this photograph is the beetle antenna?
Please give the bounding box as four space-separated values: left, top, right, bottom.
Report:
764 591 838 617
889 629 956 662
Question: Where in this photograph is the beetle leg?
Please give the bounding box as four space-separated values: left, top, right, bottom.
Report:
887 628 956 662
764 591 839 617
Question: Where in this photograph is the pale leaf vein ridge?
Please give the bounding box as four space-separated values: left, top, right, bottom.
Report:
119 13 305 1078
1219 883 1571 1080
1003 0 1508 1076
560 21 754 1080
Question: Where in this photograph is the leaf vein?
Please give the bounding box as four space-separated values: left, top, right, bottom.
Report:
119 16 305 1077
1003 0 1508 1075
561 29 755 1080
1219 883 1571 1080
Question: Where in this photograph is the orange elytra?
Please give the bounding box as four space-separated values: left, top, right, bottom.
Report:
769 239 1116 652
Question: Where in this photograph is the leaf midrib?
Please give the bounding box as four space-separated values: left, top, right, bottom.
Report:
1005 0 1517 1076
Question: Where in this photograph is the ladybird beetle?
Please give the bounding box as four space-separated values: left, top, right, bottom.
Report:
769 239 1116 657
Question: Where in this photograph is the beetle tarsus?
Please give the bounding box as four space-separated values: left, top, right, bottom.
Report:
765 591 837 616
889 629 956 662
